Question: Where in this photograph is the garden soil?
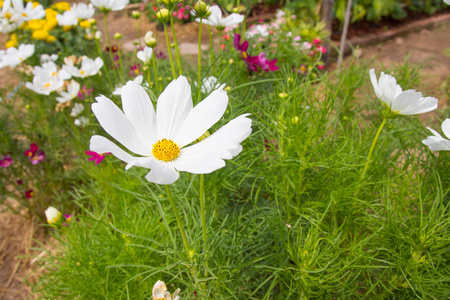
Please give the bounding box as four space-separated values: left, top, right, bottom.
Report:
0 15 449 299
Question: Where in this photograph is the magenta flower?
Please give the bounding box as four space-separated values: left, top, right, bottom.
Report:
248 52 278 72
24 143 39 157
106 45 119 53
24 143 45 165
0 155 13 168
77 86 93 100
86 150 110 164
233 33 249 54
25 189 34 199
313 38 322 45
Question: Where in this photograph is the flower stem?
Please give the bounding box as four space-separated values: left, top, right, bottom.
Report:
199 174 207 246
197 18 203 104
135 19 142 49
207 24 214 72
165 185 190 255
170 17 182 76
361 117 388 181
146 65 152 87
151 50 159 90
95 38 113 89
163 22 177 79
103 13 116 80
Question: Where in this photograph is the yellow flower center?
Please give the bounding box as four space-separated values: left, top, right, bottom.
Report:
152 139 180 162
242 51 247 59
80 70 85 75
44 83 51 88
22 12 27 17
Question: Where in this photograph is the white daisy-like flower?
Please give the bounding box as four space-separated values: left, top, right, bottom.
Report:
70 103 85 117
25 61 70 95
11 0 45 22
445 0 450 5
71 3 95 19
45 206 62 226
195 75 221 94
56 79 80 103
0 43 34 68
74 116 89 127
113 75 144 96
195 5 244 30
90 0 129 12
56 10 78 26
40 53 58 64
89 76 252 185
422 118 450 151
369 69 438 117
136 47 153 64
63 57 103 78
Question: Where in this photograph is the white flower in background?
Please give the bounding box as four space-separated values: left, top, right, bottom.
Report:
56 80 80 103
0 44 34 68
195 76 222 94
74 116 89 127
144 31 156 47
136 47 153 64
63 57 103 78
90 0 129 12
45 206 62 226
89 76 252 185
112 75 143 96
195 5 244 30
40 53 58 64
152 280 180 300
422 118 450 151
71 3 95 19
11 0 45 22
369 69 438 117
70 103 85 117
56 10 78 26
444 0 450 5
26 61 70 95
246 24 269 38
95 30 102 40
0 0 21 33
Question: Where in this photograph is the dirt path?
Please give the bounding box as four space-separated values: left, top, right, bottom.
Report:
0 16 449 300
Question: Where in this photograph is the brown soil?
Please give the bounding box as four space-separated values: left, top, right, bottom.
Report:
0 9 449 300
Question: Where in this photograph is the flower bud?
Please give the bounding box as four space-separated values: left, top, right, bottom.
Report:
45 207 62 226
131 10 140 19
88 18 96 26
160 0 179 10
193 1 210 18
114 32 122 40
156 8 170 23
144 31 157 47
95 30 102 40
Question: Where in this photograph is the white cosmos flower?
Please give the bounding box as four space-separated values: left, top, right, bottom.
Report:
56 79 80 103
195 5 244 30
40 53 58 64
422 118 450 151
74 116 89 127
70 103 85 117
11 0 45 22
56 10 78 26
136 47 153 64
113 75 144 96
90 0 129 12
25 61 70 95
445 0 450 5
63 57 103 78
0 44 34 68
369 69 438 117
195 76 221 94
89 76 252 185
71 3 95 19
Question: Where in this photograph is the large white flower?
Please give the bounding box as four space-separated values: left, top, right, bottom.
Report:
112 75 144 95
0 44 34 68
136 47 153 64
90 0 129 12
369 69 438 117
25 61 70 95
89 76 252 185
71 3 95 19
195 5 244 30
63 57 103 78
422 118 450 151
56 79 80 103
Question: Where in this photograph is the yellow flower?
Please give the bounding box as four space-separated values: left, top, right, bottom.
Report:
52 1 71 11
62 25 73 31
32 1 40 8
6 33 18 48
79 20 91 28
278 92 288 98
46 35 57 43
32 29 50 40
28 19 45 30
0 1 4 8
44 18 58 31
45 8 58 18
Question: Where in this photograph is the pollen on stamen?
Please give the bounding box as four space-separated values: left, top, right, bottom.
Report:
152 139 180 162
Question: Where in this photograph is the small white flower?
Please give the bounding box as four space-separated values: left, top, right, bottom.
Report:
144 31 156 47
369 69 438 117
71 103 85 117
90 76 252 185
246 24 269 38
63 57 103 78
0 44 34 68
195 5 244 30
74 116 89 127
90 0 129 12
113 75 144 96
56 10 78 26
422 118 450 151
136 47 153 64
56 79 80 103
71 2 95 19
95 30 102 40
26 61 70 95
45 206 62 226
40 53 58 64
12 0 45 22
152 280 180 300
195 76 222 94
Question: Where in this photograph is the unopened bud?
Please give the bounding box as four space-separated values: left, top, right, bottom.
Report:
114 32 122 40
45 207 62 226
131 10 140 19
156 8 170 23
95 30 102 40
194 1 210 18
144 31 157 47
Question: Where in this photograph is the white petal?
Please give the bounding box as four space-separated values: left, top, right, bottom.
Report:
156 76 193 140
121 81 158 145
174 86 228 147
144 162 179 184
89 135 135 163
379 72 398 106
441 118 450 139
393 91 437 115
92 95 151 156
173 114 252 174
369 69 382 99
223 13 244 26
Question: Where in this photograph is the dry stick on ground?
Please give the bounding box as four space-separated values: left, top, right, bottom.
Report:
337 0 353 67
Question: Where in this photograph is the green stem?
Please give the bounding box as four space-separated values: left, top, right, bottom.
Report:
117 41 124 80
165 185 190 255
170 17 183 75
146 65 152 87
207 25 213 72
163 23 177 79
197 18 203 104
152 50 159 90
219 30 223 56
95 38 113 89
136 19 142 49
199 174 207 246
103 13 116 81
360 117 388 181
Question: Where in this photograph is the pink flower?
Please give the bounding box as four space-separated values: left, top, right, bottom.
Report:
0 155 13 168
317 64 325 70
293 35 301 41
24 144 45 165
31 151 45 165
77 86 93 100
248 52 278 72
86 150 110 164
317 45 326 54
302 42 312 50
25 189 34 199
309 51 315 57
313 38 322 45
